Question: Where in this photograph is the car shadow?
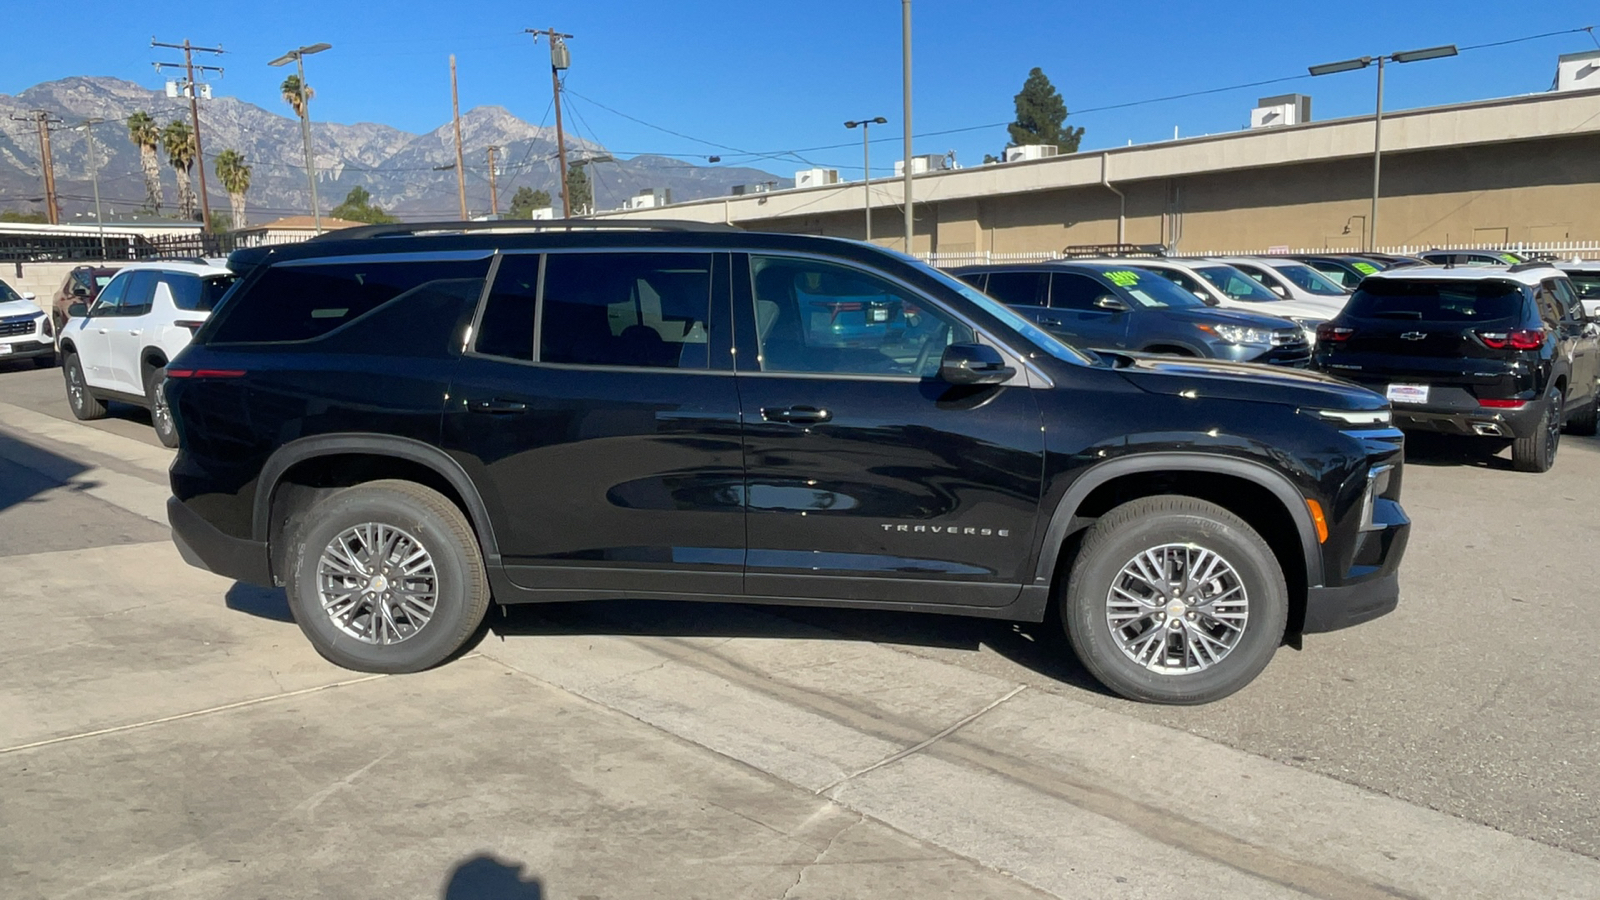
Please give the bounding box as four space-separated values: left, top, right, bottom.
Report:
0 428 91 515
487 595 1115 697
1402 431 1515 470
225 583 294 623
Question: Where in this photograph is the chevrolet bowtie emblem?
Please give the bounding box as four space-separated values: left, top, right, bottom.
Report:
1401 332 1427 340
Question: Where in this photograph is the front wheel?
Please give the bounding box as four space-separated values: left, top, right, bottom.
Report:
286 479 490 673
62 352 107 420
1512 387 1563 472
1061 495 1288 704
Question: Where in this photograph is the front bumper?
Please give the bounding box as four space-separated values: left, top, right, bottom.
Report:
1215 341 1313 368
0 339 53 361
168 496 273 586
1304 572 1400 633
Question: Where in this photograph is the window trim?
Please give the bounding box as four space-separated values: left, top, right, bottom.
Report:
738 250 1048 387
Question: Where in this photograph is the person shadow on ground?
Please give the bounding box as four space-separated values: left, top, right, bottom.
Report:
441 854 543 900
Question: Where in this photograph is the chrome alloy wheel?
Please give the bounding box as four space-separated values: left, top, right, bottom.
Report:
67 362 85 410
1106 543 1249 674
152 379 173 435
316 523 438 645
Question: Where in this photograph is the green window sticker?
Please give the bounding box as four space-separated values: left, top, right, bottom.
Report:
1105 270 1141 287
1498 253 1520 264
1353 262 1378 275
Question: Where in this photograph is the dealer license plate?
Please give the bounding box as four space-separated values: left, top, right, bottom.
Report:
1386 383 1429 404
0 343 11 355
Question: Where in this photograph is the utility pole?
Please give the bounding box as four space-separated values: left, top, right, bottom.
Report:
153 37 225 232
78 119 107 257
269 43 332 234
486 145 500 216
525 28 573 216
10 111 62 224
901 0 914 251
450 54 468 219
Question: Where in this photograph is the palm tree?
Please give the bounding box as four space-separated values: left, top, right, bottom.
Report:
126 112 163 213
161 120 197 219
281 74 314 120
214 149 251 230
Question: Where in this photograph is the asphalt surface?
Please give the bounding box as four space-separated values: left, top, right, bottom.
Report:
2 359 1598 897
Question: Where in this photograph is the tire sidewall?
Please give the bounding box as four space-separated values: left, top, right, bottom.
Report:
63 353 91 418
144 367 178 447
288 487 477 673
1065 508 1287 704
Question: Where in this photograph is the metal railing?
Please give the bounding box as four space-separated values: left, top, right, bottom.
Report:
919 240 1600 269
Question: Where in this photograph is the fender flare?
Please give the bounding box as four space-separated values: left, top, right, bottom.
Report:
252 433 500 558
1031 452 1324 587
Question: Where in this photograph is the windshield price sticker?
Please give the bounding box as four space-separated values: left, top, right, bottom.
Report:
1105 270 1141 287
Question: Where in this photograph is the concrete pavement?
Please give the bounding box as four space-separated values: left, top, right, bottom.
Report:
2 364 1599 898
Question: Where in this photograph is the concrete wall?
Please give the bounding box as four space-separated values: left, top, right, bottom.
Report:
2 261 98 312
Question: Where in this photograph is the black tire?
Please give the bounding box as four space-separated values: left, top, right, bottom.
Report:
1061 495 1288 705
62 352 107 420
144 366 179 448
286 479 489 673
1512 387 1563 472
1563 385 1598 437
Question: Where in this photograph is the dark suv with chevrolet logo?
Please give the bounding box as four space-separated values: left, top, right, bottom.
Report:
1313 263 1600 473
164 221 1409 704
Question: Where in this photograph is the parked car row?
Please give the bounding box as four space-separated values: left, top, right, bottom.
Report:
0 278 54 369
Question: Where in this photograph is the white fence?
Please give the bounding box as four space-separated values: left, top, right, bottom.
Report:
919 240 1600 269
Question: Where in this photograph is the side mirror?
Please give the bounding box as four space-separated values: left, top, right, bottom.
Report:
71 285 90 297
939 343 1016 386
21 292 35 302
67 302 88 318
1094 295 1129 312
1269 284 1289 298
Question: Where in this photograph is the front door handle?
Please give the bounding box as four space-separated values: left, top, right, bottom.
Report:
1036 315 1063 327
467 398 528 414
129 330 141 336
762 405 832 425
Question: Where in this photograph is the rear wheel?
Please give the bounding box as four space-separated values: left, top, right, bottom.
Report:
286 479 490 673
62 352 107 420
144 367 178 448
1060 495 1287 704
1512 387 1563 472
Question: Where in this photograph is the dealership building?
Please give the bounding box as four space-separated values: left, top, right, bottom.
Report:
598 51 1600 258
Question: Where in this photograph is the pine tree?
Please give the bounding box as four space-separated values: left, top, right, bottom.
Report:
329 186 399 224
565 166 592 216
1007 68 1084 153
508 187 552 218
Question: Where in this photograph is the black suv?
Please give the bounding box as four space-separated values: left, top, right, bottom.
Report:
1313 264 1600 472
952 263 1311 367
166 222 1409 704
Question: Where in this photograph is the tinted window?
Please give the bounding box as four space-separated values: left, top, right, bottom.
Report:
209 256 492 344
1306 260 1360 289
1534 283 1564 326
1547 279 1584 322
983 271 1047 307
120 271 158 316
751 255 973 377
88 273 127 314
1195 266 1281 302
1568 272 1600 300
1049 272 1109 310
166 273 239 312
1272 263 1347 296
1157 269 1208 298
0 279 20 303
474 255 539 360
1347 279 1524 322
538 252 711 369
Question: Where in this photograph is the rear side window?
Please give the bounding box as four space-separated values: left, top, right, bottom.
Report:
209 257 491 343
165 273 239 312
1346 279 1525 322
982 271 1047 307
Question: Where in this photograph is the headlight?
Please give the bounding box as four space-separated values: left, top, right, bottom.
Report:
1198 323 1272 345
1312 408 1392 426
1359 464 1395 532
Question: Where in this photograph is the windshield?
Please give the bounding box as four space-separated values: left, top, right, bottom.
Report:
1195 265 1282 302
1566 272 1600 300
1272 263 1348 296
1099 267 1208 309
1347 279 1523 322
915 263 1097 365
0 280 20 303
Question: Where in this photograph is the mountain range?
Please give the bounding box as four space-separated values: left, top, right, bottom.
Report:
0 76 779 224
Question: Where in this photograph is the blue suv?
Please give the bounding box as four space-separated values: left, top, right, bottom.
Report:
953 262 1310 366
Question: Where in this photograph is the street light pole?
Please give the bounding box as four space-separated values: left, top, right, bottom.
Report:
901 0 914 251
1309 43 1456 253
78 119 106 258
846 117 887 243
269 43 332 234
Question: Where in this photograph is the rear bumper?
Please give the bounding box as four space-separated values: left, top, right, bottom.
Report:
168 496 273 586
1391 399 1547 439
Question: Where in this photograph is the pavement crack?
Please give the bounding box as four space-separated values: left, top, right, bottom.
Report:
780 812 863 900
813 684 1027 796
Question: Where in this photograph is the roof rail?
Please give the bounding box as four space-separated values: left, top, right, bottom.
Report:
1506 260 1559 273
309 218 744 242
1061 242 1167 259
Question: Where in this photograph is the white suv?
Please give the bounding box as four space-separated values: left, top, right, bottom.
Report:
1097 258 1339 337
1208 256 1352 312
0 278 53 369
58 261 237 446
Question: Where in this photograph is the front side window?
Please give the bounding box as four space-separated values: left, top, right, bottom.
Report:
209 256 491 344
750 255 972 377
1049 272 1111 311
88 273 128 314
1306 261 1360 289
119 271 158 316
983 271 1048 307
1195 265 1281 303
1547 279 1585 322
1272 263 1347 296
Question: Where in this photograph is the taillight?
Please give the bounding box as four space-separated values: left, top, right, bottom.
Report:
1477 329 1544 350
174 319 206 333
1478 398 1527 409
1316 323 1354 342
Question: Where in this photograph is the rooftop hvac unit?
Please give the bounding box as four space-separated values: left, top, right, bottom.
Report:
794 168 839 188
892 153 953 177
1250 93 1311 128
1002 144 1059 163
1555 50 1600 93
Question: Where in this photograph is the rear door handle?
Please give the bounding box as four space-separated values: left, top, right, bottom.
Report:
1036 315 1063 327
761 405 832 425
467 398 528 414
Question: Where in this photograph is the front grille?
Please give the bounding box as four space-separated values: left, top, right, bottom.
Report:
0 316 39 338
1261 334 1312 367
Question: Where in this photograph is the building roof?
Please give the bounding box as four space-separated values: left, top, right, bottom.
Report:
244 215 367 232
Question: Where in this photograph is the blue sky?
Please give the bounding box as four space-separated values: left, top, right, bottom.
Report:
6 0 1597 177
